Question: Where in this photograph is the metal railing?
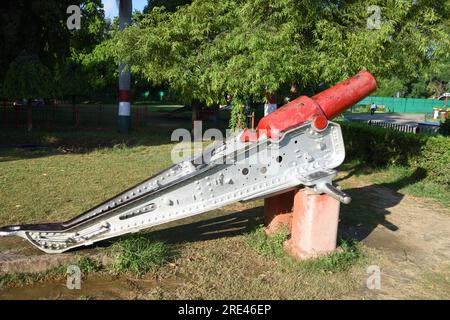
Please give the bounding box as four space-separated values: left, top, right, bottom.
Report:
367 120 441 135
0 103 154 130
367 120 418 133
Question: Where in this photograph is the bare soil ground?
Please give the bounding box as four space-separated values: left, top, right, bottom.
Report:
338 173 450 299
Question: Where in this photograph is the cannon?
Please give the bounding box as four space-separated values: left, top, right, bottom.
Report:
0 71 377 253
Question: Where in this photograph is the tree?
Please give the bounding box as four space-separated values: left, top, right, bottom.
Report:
143 0 192 13
0 0 109 100
107 0 450 128
2 54 54 100
2 54 54 131
373 77 406 97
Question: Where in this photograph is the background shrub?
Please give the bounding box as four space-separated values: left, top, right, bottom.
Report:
340 122 450 186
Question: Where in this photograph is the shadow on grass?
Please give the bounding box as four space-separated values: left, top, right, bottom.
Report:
92 168 427 253
0 129 174 163
0 114 232 162
149 207 264 245
85 207 264 268
90 207 262 253
335 162 373 183
339 167 427 241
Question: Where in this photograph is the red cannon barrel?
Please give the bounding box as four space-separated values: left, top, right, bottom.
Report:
255 71 377 139
311 71 377 119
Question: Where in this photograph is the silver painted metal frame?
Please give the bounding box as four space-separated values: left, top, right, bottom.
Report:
0 121 349 253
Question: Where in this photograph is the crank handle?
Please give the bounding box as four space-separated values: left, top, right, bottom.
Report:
314 182 351 204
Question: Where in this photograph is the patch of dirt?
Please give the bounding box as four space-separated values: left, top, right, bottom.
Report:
340 177 450 299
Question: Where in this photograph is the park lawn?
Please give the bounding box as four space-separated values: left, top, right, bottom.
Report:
0 146 173 225
0 131 176 225
0 129 448 299
0 130 373 299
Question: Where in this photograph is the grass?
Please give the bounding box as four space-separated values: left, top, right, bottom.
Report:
0 265 66 289
247 225 290 259
77 256 103 273
368 166 450 206
247 226 366 273
338 161 450 207
0 256 103 289
0 129 447 299
110 236 172 276
147 233 369 299
0 139 174 225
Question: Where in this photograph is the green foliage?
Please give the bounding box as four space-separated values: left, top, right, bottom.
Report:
111 236 172 275
300 240 364 273
108 0 449 128
144 0 192 13
2 54 54 99
77 256 103 273
0 266 66 289
229 103 247 129
416 135 450 186
341 122 450 186
247 225 290 259
69 0 109 55
0 1 112 101
374 77 405 97
247 226 364 273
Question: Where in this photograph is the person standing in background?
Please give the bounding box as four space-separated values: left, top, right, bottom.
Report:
264 91 277 116
370 102 378 115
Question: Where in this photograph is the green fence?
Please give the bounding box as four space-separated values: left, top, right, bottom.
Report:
356 96 447 113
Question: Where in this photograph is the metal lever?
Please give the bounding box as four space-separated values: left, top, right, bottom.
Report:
315 182 351 204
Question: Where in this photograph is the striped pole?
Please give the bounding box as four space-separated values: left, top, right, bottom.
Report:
118 0 132 133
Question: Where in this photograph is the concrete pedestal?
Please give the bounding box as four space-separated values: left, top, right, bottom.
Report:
263 189 297 234
284 189 340 259
264 188 341 259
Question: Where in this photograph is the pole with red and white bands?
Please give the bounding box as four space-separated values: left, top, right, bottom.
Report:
118 0 132 133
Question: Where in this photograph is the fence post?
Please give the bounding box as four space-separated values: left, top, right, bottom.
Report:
134 108 141 131
27 104 33 132
97 104 103 126
145 105 148 120
14 105 19 129
45 104 50 128
52 103 57 130
74 106 80 128
251 112 255 129
2 101 6 128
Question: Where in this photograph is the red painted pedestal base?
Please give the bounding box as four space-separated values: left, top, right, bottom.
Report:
263 189 297 234
264 188 340 260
